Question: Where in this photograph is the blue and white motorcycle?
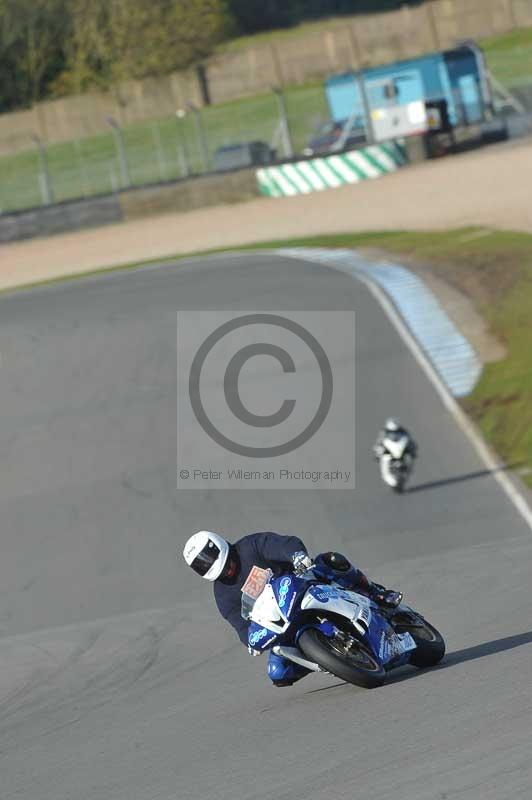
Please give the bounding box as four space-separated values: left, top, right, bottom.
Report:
242 556 445 689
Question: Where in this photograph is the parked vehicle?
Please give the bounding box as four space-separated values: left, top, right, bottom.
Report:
303 119 366 156
213 141 275 172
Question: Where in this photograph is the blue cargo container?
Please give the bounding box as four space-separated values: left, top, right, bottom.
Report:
325 45 488 139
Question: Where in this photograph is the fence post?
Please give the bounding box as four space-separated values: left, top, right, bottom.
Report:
176 109 191 177
356 75 375 145
31 134 54 205
195 63 211 106
74 139 91 197
108 162 119 194
467 41 495 118
187 104 209 173
106 117 130 188
151 122 167 181
348 24 363 69
270 45 285 87
273 88 294 159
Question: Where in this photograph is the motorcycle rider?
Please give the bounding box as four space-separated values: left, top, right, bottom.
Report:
183 530 402 687
373 417 418 460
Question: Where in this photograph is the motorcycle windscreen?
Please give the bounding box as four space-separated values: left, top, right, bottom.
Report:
241 566 273 620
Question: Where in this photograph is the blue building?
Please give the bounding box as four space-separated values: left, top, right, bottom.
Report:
325 45 491 142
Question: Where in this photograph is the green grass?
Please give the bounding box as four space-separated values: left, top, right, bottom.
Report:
483 27 532 87
0 83 327 213
218 14 532 89
239 227 532 487
2 25 532 214
218 16 365 52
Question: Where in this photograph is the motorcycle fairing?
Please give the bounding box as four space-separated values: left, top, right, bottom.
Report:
383 434 409 459
301 584 372 636
247 575 418 668
247 575 307 649
301 585 417 668
295 617 337 645
363 608 416 668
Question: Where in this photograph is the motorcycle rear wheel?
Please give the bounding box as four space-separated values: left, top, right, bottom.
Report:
299 629 385 689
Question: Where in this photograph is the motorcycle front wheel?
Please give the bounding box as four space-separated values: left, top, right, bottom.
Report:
299 629 385 689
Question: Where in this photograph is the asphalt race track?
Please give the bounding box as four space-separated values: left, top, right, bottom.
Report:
0 253 531 799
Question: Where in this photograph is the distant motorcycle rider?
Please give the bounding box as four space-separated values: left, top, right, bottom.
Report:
373 418 417 460
183 530 402 687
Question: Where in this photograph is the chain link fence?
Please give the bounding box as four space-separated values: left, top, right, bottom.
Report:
0 85 330 214
2 48 532 216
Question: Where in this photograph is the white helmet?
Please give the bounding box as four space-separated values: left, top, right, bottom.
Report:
183 531 229 581
385 417 400 432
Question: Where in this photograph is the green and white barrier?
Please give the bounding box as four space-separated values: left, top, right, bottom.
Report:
257 141 406 198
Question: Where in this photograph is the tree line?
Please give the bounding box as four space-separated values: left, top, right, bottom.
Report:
0 0 423 112
230 0 424 34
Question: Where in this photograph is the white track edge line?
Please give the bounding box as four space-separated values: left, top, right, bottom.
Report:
41 245 531 532
275 249 532 532
368 272 532 531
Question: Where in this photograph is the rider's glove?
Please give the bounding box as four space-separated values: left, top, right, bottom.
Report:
373 444 385 459
292 551 312 576
248 645 261 657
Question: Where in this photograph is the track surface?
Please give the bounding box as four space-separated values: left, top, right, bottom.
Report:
0 254 531 799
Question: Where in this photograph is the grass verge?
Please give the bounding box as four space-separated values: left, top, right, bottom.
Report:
9 226 531 489
220 18 532 88
482 26 532 88
236 228 532 488
0 84 327 214
2 26 532 214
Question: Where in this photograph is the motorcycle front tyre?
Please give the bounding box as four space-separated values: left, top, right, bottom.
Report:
299 629 385 689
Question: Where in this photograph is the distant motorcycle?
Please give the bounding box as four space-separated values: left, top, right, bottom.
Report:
243 558 445 689
374 432 415 493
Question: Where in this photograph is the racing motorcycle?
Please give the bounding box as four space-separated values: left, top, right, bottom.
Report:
374 433 415 493
242 556 444 689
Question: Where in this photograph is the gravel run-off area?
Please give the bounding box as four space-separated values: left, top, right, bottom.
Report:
1 139 532 292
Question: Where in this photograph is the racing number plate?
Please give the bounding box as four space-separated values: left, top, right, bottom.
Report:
241 566 272 600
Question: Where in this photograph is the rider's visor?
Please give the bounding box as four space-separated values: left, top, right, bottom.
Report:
190 540 221 576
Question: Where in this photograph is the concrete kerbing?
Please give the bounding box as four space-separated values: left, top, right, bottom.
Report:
277 247 482 397
364 271 532 533
257 142 406 197
276 247 532 533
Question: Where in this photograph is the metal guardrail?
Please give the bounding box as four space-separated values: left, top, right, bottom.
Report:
0 86 327 215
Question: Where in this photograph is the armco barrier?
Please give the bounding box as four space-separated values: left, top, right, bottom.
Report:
120 167 258 220
0 167 259 243
256 142 407 197
0 195 123 244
